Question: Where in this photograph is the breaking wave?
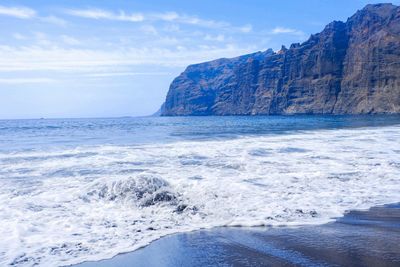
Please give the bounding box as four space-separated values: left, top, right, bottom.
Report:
0 125 399 266
83 175 179 207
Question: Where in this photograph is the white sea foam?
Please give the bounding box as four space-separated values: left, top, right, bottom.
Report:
0 126 400 266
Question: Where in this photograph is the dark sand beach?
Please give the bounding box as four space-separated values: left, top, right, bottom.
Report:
74 203 400 267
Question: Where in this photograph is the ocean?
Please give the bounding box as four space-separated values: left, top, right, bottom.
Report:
1 115 400 266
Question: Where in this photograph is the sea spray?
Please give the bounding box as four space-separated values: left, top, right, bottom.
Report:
0 122 399 266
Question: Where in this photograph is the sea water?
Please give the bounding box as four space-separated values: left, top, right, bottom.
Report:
0 115 399 266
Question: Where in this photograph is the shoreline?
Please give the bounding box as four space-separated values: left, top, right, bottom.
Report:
73 203 400 267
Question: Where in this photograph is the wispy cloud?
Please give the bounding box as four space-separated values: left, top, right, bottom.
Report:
154 12 228 28
152 11 179 21
238 24 252 33
65 8 144 22
33 32 52 46
140 25 158 35
61 35 81 46
271 26 304 36
64 8 251 32
40 15 68 26
0 44 256 71
163 24 180 32
0 78 56 84
0 5 36 19
84 72 171 77
0 7 261 74
204 34 225 42
12 33 26 40
0 5 67 28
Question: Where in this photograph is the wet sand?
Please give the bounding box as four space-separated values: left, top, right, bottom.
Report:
74 203 400 267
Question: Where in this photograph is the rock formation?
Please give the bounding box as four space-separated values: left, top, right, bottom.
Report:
161 4 400 115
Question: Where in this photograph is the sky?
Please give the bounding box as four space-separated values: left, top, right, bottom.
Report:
0 0 399 119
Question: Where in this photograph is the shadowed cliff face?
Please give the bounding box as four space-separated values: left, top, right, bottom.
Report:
162 3 400 116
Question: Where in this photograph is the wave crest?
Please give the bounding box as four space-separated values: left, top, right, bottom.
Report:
84 175 177 207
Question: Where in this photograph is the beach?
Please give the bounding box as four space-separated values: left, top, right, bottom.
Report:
2 1 400 266
74 203 400 267
1 116 399 266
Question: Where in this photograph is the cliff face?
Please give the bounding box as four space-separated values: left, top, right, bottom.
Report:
162 4 400 116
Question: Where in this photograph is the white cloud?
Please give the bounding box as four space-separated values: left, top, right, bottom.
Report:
0 5 36 19
13 33 26 40
0 44 256 71
0 78 55 84
204 34 225 42
168 14 229 28
33 32 52 46
65 9 144 22
0 6 67 27
40 15 67 27
0 7 262 73
238 24 252 33
163 24 180 32
157 36 180 46
61 35 81 46
152 12 179 21
140 25 158 35
84 72 170 77
271 27 304 36
64 8 250 32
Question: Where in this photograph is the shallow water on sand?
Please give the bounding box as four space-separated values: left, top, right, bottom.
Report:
76 204 400 267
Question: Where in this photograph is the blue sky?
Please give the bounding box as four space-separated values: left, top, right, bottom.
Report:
0 0 398 119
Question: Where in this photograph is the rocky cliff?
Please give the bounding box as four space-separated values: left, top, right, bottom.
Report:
161 3 400 116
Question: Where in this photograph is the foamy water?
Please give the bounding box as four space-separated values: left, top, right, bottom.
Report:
0 117 399 266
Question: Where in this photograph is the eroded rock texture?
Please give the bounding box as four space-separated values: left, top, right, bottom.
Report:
162 4 400 115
